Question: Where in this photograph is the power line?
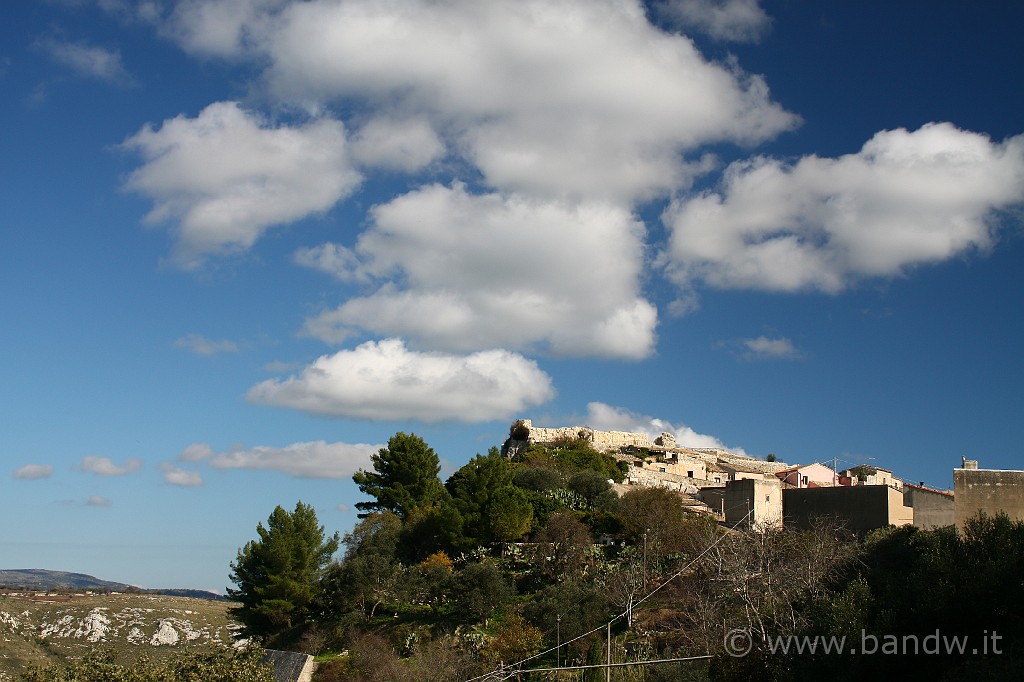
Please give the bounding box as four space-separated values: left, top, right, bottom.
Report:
464 507 754 682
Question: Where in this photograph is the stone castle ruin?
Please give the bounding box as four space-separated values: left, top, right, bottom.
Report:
501 419 789 501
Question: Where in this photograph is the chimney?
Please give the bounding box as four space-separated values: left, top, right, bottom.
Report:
961 457 978 470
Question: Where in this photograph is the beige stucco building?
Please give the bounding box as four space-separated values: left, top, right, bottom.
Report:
725 478 783 529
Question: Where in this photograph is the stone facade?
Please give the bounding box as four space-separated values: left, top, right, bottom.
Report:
518 420 654 451
725 478 783 529
902 484 955 530
953 466 1024 530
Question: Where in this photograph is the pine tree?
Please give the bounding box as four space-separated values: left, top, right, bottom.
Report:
352 432 443 518
228 501 339 638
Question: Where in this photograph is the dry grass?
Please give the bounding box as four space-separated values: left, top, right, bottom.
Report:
0 591 237 680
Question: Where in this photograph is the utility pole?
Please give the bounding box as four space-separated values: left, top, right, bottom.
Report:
556 615 561 671
607 621 612 682
643 528 649 585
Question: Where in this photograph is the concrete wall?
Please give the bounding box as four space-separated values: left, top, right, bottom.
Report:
699 486 726 516
784 485 912 532
953 468 1024 530
903 485 955 530
725 478 783 529
263 650 316 682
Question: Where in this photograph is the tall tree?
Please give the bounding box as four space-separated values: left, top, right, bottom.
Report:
228 501 340 638
446 448 515 545
352 432 443 518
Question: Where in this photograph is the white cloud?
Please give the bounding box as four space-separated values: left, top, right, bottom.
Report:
40 39 134 85
584 402 746 454
163 0 287 58
78 456 143 476
179 443 214 462
122 101 361 268
207 440 379 479
293 243 362 282
299 184 658 359
247 338 555 422
260 0 797 202
335 503 351 513
656 0 771 43
349 116 446 172
175 333 239 356
160 463 204 487
87 495 112 507
738 336 801 360
664 123 1024 295
14 464 54 480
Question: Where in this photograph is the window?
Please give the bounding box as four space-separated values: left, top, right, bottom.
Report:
687 470 694 478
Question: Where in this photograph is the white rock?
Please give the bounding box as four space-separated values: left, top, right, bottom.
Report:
150 619 180 646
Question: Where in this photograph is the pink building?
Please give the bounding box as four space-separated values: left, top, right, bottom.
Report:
776 462 838 488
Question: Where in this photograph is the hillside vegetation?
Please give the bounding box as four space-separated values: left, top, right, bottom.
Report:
0 591 238 680
226 431 1024 681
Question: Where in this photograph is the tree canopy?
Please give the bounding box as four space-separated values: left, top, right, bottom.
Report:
227 501 339 638
353 432 444 518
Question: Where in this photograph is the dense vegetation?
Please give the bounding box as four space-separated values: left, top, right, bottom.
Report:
20 646 274 682
196 431 1024 679
22 430 1020 680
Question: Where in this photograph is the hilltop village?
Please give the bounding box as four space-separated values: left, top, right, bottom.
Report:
503 419 1024 534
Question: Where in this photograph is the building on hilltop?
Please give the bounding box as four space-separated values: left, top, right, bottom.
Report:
776 462 838 488
953 458 1024 530
902 483 954 529
500 419 652 458
839 465 903 490
725 478 783 530
783 485 913 532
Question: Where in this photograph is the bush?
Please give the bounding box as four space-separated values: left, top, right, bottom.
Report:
20 646 274 682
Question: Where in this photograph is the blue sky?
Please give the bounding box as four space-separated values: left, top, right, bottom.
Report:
2 0 1023 592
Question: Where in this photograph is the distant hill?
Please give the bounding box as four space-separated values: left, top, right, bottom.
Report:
0 569 224 600
0 589 238 679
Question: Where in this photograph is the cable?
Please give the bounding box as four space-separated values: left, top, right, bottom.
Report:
463 506 755 682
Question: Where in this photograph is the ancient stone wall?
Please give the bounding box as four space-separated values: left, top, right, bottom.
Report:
517 420 652 452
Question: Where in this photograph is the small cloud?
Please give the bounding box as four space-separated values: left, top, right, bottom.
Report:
655 0 771 43
584 402 746 454
87 495 112 507
159 463 203 487
38 38 135 85
263 360 299 373
208 440 379 479
293 243 361 282
739 336 802 361
335 503 350 513
78 455 143 476
178 443 214 462
14 464 54 480
175 333 239 356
